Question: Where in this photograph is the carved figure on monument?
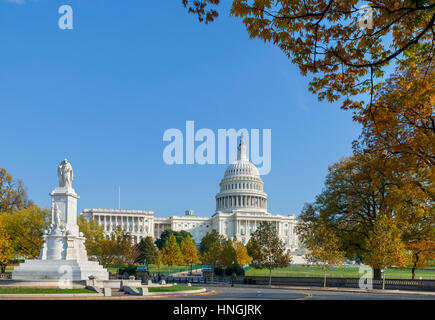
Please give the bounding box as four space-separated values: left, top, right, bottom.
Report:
58 159 73 188
54 204 62 227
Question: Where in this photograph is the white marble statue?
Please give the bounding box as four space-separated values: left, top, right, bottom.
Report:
58 159 73 188
12 159 109 281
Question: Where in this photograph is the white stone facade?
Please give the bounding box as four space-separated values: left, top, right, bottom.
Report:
81 208 154 244
82 137 301 256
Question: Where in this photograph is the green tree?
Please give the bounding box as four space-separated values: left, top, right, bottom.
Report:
0 168 32 213
199 229 224 282
155 229 193 250
77 215 105 259
161 234 184 274
220 239 237 269
247 222 291 285
94 238 117 266
136 236 159 265
363 215 410 289
180 236 199 274
105 226 139 267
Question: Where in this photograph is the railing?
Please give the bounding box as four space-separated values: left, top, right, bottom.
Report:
0 274 12 279
235 276 435 291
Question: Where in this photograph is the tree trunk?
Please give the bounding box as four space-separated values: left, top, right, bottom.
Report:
269 268 272 286
412 253 419 280
323 268 327 288
382 270 385 290
373 268 382 280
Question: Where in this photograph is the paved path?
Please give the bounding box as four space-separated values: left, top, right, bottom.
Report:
161 284 435 300
0 284 433 300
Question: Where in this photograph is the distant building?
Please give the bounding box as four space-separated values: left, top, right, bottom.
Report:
81 137 302 260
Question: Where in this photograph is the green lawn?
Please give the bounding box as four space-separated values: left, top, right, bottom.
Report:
141 285 202 292
4 266 15 274
245 265 435 280
106 264 196 275
0 287 95 294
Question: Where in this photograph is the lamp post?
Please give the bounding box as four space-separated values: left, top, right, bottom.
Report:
231 261 235 287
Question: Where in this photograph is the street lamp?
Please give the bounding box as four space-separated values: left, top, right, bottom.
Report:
231 261 235 287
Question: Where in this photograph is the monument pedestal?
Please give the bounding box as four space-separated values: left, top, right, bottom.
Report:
13 174 109 281
12 260 109 281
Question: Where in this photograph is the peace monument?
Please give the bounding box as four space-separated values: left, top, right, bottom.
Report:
12 159 109 281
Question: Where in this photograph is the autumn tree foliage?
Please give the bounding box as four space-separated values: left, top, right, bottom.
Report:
407 240 435 280
91 226 139 266
297 151 433 279
247 222 291 285
363 215 410 289
77 215 105 259
232 236 252 266
161 234 184 274
180 235 200 273
0 205 50 259
356 58 434 202
296 220 345 287
183 1 434 108
0 224 13 273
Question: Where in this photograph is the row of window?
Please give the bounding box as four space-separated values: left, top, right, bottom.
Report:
98 216 148 223
222 182 262 191
177 223 209 228
105 225 148 233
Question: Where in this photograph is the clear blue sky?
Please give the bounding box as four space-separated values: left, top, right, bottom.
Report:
0 0 361 217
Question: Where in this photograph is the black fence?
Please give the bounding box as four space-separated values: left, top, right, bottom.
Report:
234 276 435 291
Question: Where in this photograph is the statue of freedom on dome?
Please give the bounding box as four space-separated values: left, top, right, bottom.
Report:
57 159 73 188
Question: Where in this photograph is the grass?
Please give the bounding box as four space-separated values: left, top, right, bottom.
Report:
140 285 202 293
4 266 15 274
106 264 196 275
0 287 95 294
245 265 435 280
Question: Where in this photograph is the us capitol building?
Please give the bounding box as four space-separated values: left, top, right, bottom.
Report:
82 137 303 261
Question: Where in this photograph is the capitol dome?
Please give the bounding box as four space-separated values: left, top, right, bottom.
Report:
216 135 268 213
